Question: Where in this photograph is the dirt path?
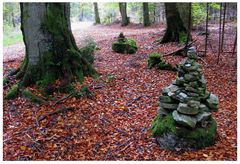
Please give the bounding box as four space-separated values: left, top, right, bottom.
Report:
3 23 237 160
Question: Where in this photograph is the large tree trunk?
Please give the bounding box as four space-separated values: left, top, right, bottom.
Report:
119 2 129 26
161 3 190 43
93 2 100 24
18 3 96 90
143 3 150 26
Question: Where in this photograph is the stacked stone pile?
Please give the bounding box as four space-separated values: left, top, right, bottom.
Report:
159 47 218 128
152 47 219 150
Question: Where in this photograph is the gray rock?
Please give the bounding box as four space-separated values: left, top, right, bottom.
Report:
187 100 200 109
159 96 174 103
176 77 185 85
185 86 199 93
157 107 169 116
199 103 210 112
160 102 179 110
177 103 199 115
172 110 197 128
206 93 219 111
201 90 210 100
187 47 198 60
162 84 179 95
196 112 211 122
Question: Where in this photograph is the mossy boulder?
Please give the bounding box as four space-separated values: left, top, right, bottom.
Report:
112 33 137 54
152 114 217 150
148 53 176 71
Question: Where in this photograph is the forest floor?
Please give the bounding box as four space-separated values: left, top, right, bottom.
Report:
3 22 237 160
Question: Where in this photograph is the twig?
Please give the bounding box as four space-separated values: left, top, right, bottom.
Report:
53 92 75 106
37 107 75 124
25 133 40 145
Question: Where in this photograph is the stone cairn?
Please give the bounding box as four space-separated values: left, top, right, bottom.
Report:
152 47 219 150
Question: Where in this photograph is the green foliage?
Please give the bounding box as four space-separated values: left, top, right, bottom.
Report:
79 37 97 64
3 31 23 47
179 31 187 44
3 77 9 84
151 114 176 137
22 89 44 104
58 84 75 93
5 84 19 99
74 85 94 99
101 3 118 24
192 3 207 25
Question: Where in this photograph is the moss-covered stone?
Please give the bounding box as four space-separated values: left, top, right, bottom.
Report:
5 84 19 99
153 114 217 150
148 53 176 71
22 89 44 104
112 33 138 54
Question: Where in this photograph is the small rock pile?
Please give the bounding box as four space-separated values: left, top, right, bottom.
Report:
112 33 137 54
152 47 219 150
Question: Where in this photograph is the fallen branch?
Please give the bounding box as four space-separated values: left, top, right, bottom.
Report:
164 40 197 57
53 91 76 106
37 107 75 124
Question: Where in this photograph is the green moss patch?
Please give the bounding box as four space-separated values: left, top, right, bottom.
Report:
22 89 45 104
5 84 19 99
151 114 176 137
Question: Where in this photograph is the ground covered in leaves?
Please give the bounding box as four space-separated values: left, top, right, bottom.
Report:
3 23 237 160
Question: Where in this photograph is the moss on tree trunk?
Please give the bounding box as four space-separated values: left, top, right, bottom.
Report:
19 3 97 92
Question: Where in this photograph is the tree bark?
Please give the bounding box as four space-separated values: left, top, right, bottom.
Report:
143 3 150 27
94 2 100 24
160 3 190 43
18 3 96 90
119 2 129 26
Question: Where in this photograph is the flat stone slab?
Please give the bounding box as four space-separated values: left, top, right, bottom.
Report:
160 102 179 110
162 84 179 95
177 103 199 115
172 110 197 128
196 112 211 122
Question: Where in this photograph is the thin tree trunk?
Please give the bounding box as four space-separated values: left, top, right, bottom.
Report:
94 2 100 24
221 3 226 52
119 2 129 26
185 3 192 53
18 3 96 90
11 12 16 28
143 2 150 26
204 3 209 57
217 3 223 64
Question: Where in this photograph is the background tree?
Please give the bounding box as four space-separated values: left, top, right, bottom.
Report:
18 3 96 91
93 2 101 24
161 3 190 43
143 2 150 26
119 2 129 26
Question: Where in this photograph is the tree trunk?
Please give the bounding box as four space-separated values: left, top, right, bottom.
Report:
93 2 100 24
143 3 150 26
11 12 16 28
18 3 96 90
161 3 190 43
119 2 129 26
